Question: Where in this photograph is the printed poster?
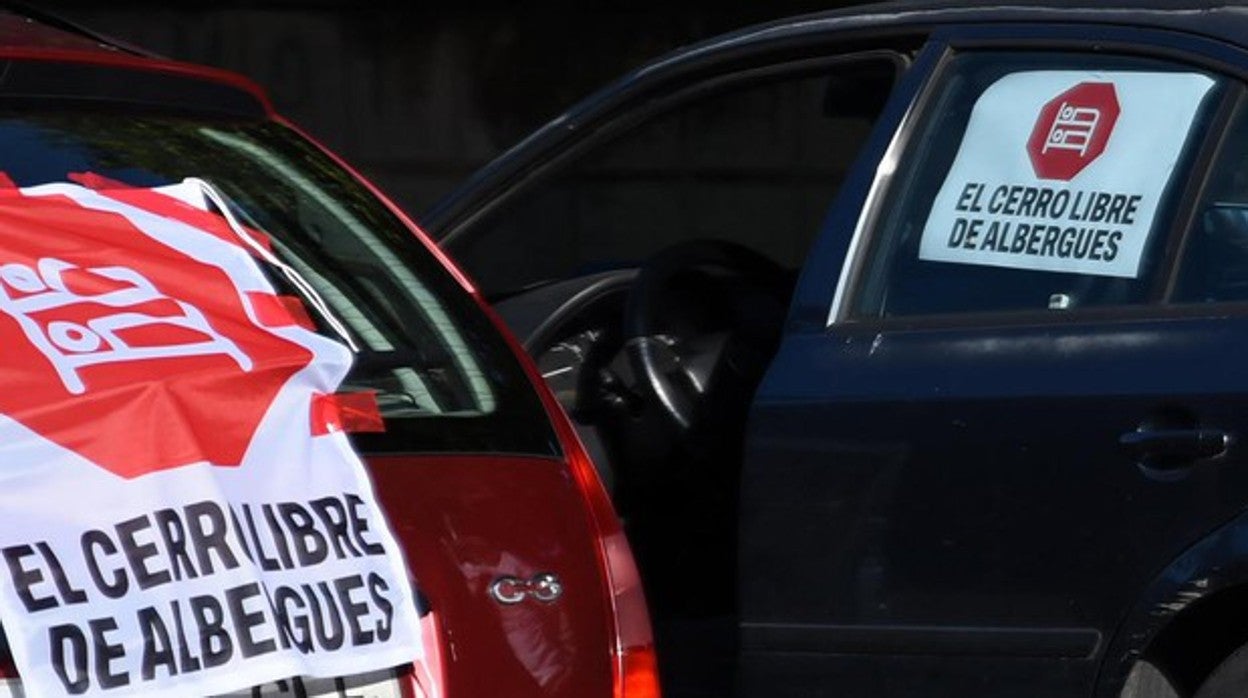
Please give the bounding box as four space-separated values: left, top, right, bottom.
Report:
919 71 1216 277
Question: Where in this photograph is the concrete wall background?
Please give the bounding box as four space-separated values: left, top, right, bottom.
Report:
38 2 862 218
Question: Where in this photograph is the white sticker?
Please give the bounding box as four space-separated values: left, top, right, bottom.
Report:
918 71 1215 277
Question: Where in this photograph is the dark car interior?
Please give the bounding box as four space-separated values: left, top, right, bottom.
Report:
440 51 905 694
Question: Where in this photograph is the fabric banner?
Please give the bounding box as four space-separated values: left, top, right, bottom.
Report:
0 180 423 697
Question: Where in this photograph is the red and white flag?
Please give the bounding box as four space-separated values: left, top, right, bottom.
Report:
0 180 423 697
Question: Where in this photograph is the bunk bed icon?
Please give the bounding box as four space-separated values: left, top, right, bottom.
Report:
1041 102 1102 157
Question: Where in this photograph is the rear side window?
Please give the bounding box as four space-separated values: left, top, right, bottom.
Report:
1175 99 1248 303
851 52 1223 319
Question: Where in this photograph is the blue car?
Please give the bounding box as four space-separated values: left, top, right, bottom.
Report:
423 2 1248 696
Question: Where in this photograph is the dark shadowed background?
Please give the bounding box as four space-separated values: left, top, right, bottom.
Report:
38 1 863 219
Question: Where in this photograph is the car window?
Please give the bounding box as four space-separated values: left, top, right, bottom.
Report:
849 52 1225 320
0 112 557 456
1175 98 1248 303
450 60 897 298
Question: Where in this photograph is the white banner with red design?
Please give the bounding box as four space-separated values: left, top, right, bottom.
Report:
918 71 1215 277
0 180 423 697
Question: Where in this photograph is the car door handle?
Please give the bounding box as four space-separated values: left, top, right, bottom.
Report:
1119 427 1230 467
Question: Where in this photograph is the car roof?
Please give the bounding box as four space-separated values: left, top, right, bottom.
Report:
642 1 1248 80
0 11 116 53
0 5 272 117
426 0 1248 240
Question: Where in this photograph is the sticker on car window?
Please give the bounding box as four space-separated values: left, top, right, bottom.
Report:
0 181 424 698
917 70 1215 277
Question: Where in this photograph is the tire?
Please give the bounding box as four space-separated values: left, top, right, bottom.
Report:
1122 659 1181 698
1196 643 1248 698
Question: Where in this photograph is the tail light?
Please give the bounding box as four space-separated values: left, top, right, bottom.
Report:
566 444 662 698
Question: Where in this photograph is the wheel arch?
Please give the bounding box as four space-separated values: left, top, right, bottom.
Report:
1100 509 1248 697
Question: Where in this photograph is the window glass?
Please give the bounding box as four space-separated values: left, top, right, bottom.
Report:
0 112 557 456
1175 99 1248 303
450 64 893 298
852 52 1223 319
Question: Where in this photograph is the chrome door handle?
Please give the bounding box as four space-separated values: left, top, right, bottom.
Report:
1119 427 1230 468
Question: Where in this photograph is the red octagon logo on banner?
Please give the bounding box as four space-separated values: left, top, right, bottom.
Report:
0 191 314 479
1027 81 1120 181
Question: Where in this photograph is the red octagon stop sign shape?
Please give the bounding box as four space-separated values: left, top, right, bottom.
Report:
1027 82 1120 181
0 190 315 480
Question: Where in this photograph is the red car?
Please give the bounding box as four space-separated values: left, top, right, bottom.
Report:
0 8 656 698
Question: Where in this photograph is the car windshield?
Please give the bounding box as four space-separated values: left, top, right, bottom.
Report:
0 111 556 457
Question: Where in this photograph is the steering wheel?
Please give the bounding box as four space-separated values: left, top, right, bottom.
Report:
622 240 791 432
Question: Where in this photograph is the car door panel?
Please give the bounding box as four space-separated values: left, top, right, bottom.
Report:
742 320 1248 696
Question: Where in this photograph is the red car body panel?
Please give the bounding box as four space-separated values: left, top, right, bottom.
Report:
0 13 275 114
369 454 614 698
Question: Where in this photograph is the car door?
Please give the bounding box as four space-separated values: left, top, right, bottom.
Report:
740 25 1248 698
423 31 922 698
